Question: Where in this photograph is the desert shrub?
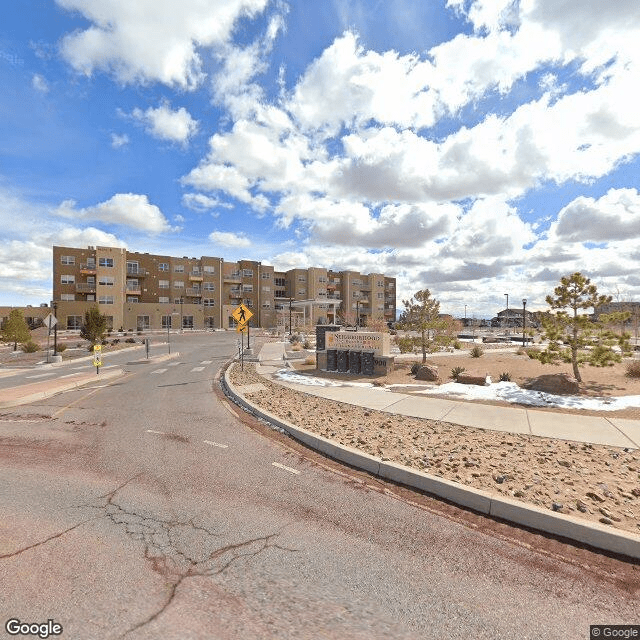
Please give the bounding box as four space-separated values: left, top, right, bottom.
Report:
450 366 466 381
303 339 311 349
410 362 421 375
626 360 640 378
137 331 143 336
101 339 108 345
56 344 67 353
526 347 541 359
125 337 136 343
588 344 622 367
111 338 120 345
304 355 316 365
516 347 526 356
21 341 39 353
291 343 303 351
470 345 484 358
288 333 301 344
499 372 511 382
453 340 462 350
397 337 414 353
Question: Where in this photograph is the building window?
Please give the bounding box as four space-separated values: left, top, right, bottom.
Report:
173 281 184 288
86 276 96 285
161 315 172 329
174 264 184 272
159 280 169 289
126 261 140 275
298 276 306 282
243 284 253 292
275 277 285 287
174 298 182 304
159 296 169 303
66 315 82 330
242 269 253 277
377 292 384 299
262 301 271 309
60 255 75 265
61 274 75 284
203 266 215 274
98 257 114 267
203 282 215 291
298 289 306 295
99 296 114 304
244 299 253 307
182 315 194 329
203 299 215 307
262 286 270 292
159 263 169 271
261 272 271 279
319 276 327 283
87 295 95 302
61 293 75 301
204 317 216 328
275 290 286 298
127 296 138 303
137 316 150 330
98 276 114 286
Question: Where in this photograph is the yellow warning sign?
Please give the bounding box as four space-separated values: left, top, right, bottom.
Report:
93 343 103 367
232 304 253 325
236 323 247 333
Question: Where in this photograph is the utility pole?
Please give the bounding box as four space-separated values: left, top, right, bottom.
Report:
504 293 509 334
522 299 527 347
53 301 58 356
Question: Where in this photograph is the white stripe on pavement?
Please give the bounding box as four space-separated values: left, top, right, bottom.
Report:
272 462 300 475
191 366 205 372
200 360 212 364
203 440 228 449
150 368 167 374
146 429 164 434
167 362 181 366
25 372 57 379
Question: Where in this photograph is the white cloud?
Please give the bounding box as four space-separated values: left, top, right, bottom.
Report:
131 101 198 144
53 193 173 233
208 230 251 247
110 133 129 148
32 74 49 93
182 193 231 213
57 0 270 89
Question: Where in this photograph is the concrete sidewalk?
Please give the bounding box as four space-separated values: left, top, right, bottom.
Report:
255 341 640 450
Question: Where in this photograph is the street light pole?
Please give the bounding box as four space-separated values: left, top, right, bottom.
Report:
53 301 58 356
180 297 183 333
356 299 360 329
504 293 509 334
289 297 292 336
522 298 527 347
464 304 467 326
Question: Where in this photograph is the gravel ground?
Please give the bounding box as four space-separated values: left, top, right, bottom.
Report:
230 363 640 537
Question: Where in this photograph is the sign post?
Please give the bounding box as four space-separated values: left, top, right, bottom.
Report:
93 343 102 375
44 313 57 363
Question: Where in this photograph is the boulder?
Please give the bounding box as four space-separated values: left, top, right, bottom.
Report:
524 373 579 395
457 373 490 386
415 364 439 381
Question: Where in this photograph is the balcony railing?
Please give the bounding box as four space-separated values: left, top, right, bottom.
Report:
185 288 201 297
80 264 96 274
76 283 96 293
126 285 142 295
224 272 242 282
126 267 148 276
189 272 203 281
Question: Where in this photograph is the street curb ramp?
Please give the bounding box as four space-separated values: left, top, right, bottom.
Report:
222 362 640 561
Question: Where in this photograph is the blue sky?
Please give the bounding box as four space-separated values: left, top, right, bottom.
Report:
1 0 640 318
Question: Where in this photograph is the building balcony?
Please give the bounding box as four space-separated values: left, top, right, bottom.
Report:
126 286 142 295
126 267 148 277
189 273 203 282
76 283 96 293
185 288 201 297
80 264 96 275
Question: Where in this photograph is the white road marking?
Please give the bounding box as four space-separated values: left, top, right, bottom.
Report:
25 372 56 379
203 440 228 449
72 365 89 370
272 462 300 475
150 368 167 374
146 429 164 435
58 373 82 379
200 360 212 364
167 362 181 366
191 366 205 372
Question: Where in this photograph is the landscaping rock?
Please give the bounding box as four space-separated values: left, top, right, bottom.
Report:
457 373 490 386
415 365 439 381
523 373 579 395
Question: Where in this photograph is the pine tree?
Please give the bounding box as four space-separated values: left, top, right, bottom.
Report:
397 289 445 363
80 306 108 345
1 309 32 351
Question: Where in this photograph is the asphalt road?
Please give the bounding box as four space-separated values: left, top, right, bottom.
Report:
1 333 638 639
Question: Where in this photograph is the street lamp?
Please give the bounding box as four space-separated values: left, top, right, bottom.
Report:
52 301 58 356
180 297 183 333
522 298 527 347
504 293 509 334
356 299 360 329
464 304 467 326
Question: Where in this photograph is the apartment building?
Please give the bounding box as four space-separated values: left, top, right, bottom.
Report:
52 245 396 331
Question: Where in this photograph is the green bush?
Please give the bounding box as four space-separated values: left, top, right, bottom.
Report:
125 337 136 344
626 360 640 378
453 340 462 350
470 345 484 358
21 341 39 353
499 372 511 382
397 336 414 353
56 343 67 353
450 366 466 381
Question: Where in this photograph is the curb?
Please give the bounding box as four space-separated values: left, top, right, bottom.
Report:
0 367 125 409
222 362 640 561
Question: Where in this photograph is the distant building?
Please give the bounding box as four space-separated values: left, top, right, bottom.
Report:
593 301 640 324
51 245 396 332
490 308 539 329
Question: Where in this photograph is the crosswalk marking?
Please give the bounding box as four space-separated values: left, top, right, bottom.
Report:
200 360 212 364
25 372 56 379
150 368 167 374
167 362 181 366
203 440 228 449
272 462 300 475
191 366 205 372
146 429 164 434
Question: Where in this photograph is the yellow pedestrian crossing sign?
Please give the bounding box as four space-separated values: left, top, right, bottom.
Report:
92 343 103 369
236 323 247 333
232 303 253 326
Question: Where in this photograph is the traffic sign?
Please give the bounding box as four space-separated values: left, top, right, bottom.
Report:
93 343 103 368
231 304 253 325
236 323 247 333
43 313 57 330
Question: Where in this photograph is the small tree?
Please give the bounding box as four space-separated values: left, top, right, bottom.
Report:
397 289 444 363
534 272 630 382
1 309 31 351
80 305 108 345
